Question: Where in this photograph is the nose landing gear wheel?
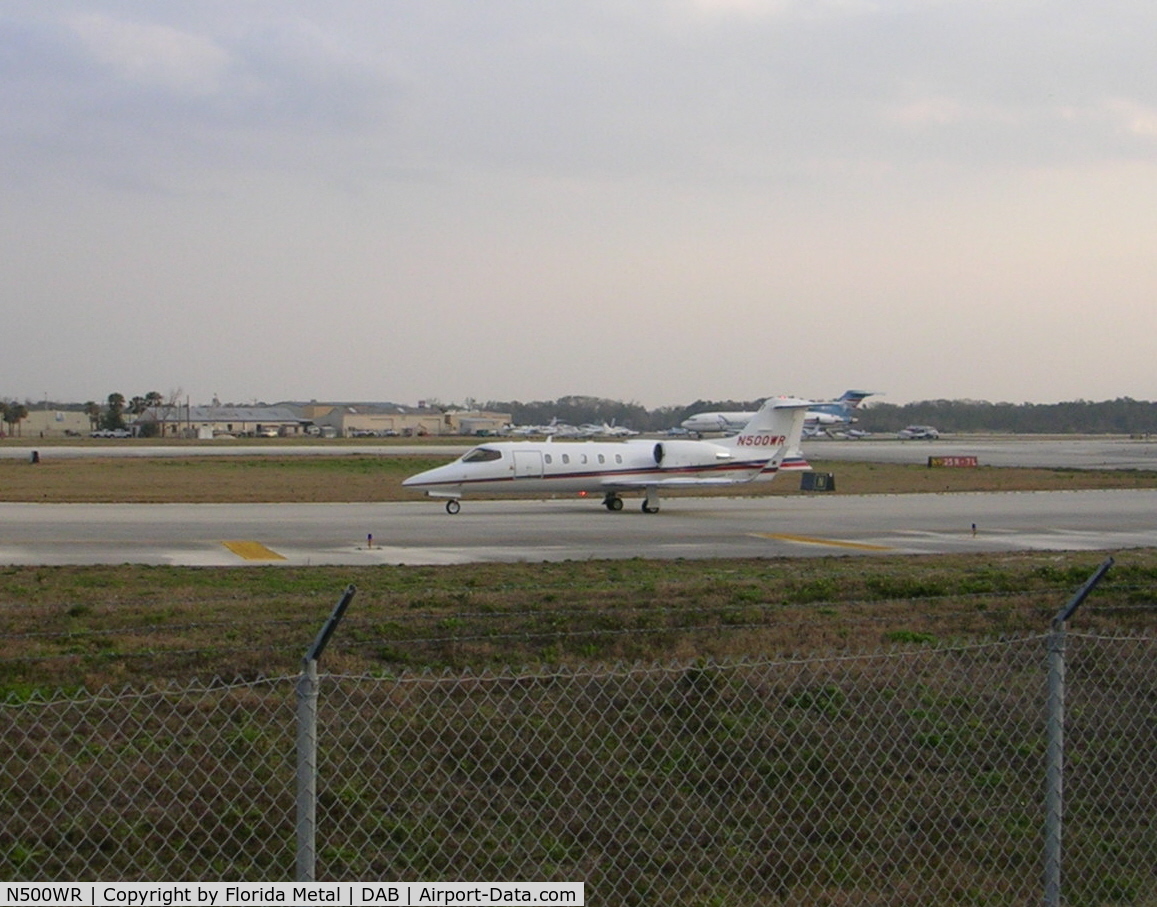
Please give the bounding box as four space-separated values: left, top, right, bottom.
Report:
446 500 461 514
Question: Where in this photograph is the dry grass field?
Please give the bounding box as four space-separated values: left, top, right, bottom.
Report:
3 450 1157 502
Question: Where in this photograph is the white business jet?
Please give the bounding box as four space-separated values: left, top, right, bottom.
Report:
681 389 879 436
403 397 812 514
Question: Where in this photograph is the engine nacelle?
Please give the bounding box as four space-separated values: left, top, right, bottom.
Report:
652 439 734 469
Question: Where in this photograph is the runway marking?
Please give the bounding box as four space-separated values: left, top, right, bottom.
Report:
223 540 286 561
753 533 894 551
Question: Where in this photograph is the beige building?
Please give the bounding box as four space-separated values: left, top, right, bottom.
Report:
310 403 441 437
443 409 511 436
135 405 306 438
307 403 510 437
4 401 512 440
4 409 92 439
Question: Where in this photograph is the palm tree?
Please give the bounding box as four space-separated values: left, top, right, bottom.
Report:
4 402 28 437
84 401 101 432
84 401 100 431
144 390 167 436
102 393 126 431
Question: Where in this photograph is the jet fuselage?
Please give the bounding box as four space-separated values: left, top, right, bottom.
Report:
404 397 812 513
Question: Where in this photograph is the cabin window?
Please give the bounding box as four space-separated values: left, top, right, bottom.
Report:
581 454 588 464
598 454 606 464
462 447 502 463
562 454 570 464
615 454 623 464
544 454 553 465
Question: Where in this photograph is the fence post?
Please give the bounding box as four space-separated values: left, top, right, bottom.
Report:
296 657 320 882
1044 558 1113 907
296 584 357 883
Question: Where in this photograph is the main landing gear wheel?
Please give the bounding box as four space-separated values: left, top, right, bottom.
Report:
603 494 624 512
445 500 461 515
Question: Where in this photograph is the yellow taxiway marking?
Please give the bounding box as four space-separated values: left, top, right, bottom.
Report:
752 533 894 552
223 540 287 561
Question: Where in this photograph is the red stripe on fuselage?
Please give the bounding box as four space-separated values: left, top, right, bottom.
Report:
405 458 774 490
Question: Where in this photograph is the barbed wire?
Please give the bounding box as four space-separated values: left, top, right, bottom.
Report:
5 583 1153 647
6 570 1151 612
3 628 1152 692
0 592 1056 643
2 608 1150 667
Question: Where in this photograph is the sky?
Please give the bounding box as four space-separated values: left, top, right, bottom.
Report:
3 1 1156 409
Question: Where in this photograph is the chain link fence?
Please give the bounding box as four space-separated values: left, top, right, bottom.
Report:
3 630 1154 904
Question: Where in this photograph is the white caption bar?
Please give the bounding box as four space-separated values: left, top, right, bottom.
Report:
2 883 584 907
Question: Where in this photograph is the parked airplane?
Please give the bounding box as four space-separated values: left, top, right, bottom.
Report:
579 421 639 438
404 397 813 514
807 389 879 430
507 418 639 439
507 417 583 438
681 390 879 437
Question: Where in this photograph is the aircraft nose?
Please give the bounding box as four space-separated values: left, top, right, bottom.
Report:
403 463 453 487
402 467 433 487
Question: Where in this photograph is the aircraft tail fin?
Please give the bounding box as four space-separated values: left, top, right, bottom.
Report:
837 390 878 409
718 397 812 470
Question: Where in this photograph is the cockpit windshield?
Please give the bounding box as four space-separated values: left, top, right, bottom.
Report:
462 447 503 463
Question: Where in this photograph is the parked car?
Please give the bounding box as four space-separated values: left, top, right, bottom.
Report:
897 425 940 440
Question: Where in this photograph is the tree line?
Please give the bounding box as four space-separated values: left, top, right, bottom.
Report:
5 393 1157 436
2 391 177 436
479 395 1157 435
0 400 29 436
853 398 1157 435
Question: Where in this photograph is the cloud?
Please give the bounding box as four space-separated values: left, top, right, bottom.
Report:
1 8 402 193
4 1 1157 407
682 0 876 22
67 13 230 96
7 1 1156 197
888 96 979 127
1106 98 1157 138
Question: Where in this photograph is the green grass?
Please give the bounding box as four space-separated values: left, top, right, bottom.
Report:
4 452 1157 502
2 564 1152 897
0 549 1149 693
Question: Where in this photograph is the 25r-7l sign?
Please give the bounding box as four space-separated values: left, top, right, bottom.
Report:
928 455 979 468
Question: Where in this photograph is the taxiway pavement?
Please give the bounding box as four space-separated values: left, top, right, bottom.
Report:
806 436 1157 470
0 489 1152 566
1 436 1154 566
5 434 1157 470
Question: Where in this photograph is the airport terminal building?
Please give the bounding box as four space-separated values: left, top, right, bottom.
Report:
135 402 511 439
6 401 510 439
